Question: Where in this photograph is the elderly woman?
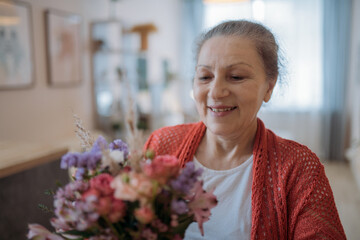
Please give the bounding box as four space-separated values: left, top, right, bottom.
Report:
144 20 346 239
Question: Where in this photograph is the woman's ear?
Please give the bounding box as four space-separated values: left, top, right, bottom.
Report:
263 77 277 103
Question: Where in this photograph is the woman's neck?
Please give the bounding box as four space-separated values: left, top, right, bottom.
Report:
195 123 257 170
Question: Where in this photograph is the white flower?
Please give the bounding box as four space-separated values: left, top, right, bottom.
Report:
109 150 125 164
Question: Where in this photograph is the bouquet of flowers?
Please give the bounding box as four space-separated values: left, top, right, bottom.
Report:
27 115 217 240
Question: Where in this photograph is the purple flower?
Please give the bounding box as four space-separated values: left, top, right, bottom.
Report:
91 136 108 153
60 136 107 174
75 168 86 180
171 161 203 195
109 139 129 158
51 181 98 231
77 155 88 168
171 199 188 214
55 181 89 201
79 151 102 170
60 152 82 169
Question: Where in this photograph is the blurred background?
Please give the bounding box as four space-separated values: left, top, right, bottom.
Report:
0 0 360 239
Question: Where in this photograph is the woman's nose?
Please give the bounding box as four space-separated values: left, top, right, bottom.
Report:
208 75 230 99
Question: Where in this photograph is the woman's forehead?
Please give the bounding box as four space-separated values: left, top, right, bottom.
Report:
197 36 263 69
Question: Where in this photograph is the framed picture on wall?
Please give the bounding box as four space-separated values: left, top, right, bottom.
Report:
0 1 35 90
45 9 82 87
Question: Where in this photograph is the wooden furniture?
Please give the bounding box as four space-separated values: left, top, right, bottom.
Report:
0 138 80 179
130 23 157 51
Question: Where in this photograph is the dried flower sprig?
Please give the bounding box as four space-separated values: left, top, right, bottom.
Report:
73 113 95 152
123 74 145 172
126 106 144 172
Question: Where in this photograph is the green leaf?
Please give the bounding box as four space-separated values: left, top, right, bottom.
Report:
59 229 95 238
55 180 63 188
38 203 53 213
172 215 193 235
44 189 55 195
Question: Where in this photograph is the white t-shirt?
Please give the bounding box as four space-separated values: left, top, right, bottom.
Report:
184 155 253 240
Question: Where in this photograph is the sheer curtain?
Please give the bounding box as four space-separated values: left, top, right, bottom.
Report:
179 0 352 160
179 0 204 119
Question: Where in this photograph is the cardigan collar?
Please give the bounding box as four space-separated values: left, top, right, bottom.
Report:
175 118 268 239
176 118 267 166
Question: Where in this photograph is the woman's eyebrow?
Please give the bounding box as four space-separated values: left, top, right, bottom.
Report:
196 64 211 70
228 62 254 69
196 62 253 70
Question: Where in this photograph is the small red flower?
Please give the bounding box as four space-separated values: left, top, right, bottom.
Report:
90 173 114 196
143 155 180 184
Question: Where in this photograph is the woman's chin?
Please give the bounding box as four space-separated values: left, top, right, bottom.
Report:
206 123 236 137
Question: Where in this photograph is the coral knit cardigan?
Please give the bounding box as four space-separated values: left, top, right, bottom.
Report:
144 118 346 240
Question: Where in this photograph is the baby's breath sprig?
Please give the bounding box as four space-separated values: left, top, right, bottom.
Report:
124 77 144 172
73 113 95 152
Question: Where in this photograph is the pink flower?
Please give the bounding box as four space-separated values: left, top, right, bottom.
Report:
134 206 155 224
27 224 64 240
50 218 69 231
171 214 179 227
172 234 183 240
82 174 126 222
188 181 218 236
143 155 180 184
130 172 154 198
111 172 154 202
151 219 168 232
82 188 101 199
97 196 112 215
111 173 139 201
90 173 114 196
141 228 157 240
108 199 126 222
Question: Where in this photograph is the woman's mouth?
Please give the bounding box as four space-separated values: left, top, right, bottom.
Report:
209 106 237 112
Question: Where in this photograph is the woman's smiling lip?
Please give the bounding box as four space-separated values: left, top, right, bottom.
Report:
207 105 238 116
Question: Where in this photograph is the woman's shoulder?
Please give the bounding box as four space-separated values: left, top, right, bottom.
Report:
276 134 318 159
267 129 324 179
257 119 319 164
143 122 203 156
151 122 200 137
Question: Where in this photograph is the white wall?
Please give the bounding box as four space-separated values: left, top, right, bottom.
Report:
0 0 111 142
0 0 181 142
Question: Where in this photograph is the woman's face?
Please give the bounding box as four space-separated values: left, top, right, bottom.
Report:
193 35 275 137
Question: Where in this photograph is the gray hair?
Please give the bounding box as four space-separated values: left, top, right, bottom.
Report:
196 20 281 82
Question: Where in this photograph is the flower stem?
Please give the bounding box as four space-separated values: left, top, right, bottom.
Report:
104 217 122 239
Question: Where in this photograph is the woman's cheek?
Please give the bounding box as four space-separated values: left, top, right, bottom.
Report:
193 86 201 103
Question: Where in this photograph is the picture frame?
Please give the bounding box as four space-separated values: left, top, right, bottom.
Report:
0 1 35 90
45 9 82 87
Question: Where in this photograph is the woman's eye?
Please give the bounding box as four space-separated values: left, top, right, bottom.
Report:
231 76 244 80
198 76 211 80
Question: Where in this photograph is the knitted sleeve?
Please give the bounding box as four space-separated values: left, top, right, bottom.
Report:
143 123 194 157
283 143 346 239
